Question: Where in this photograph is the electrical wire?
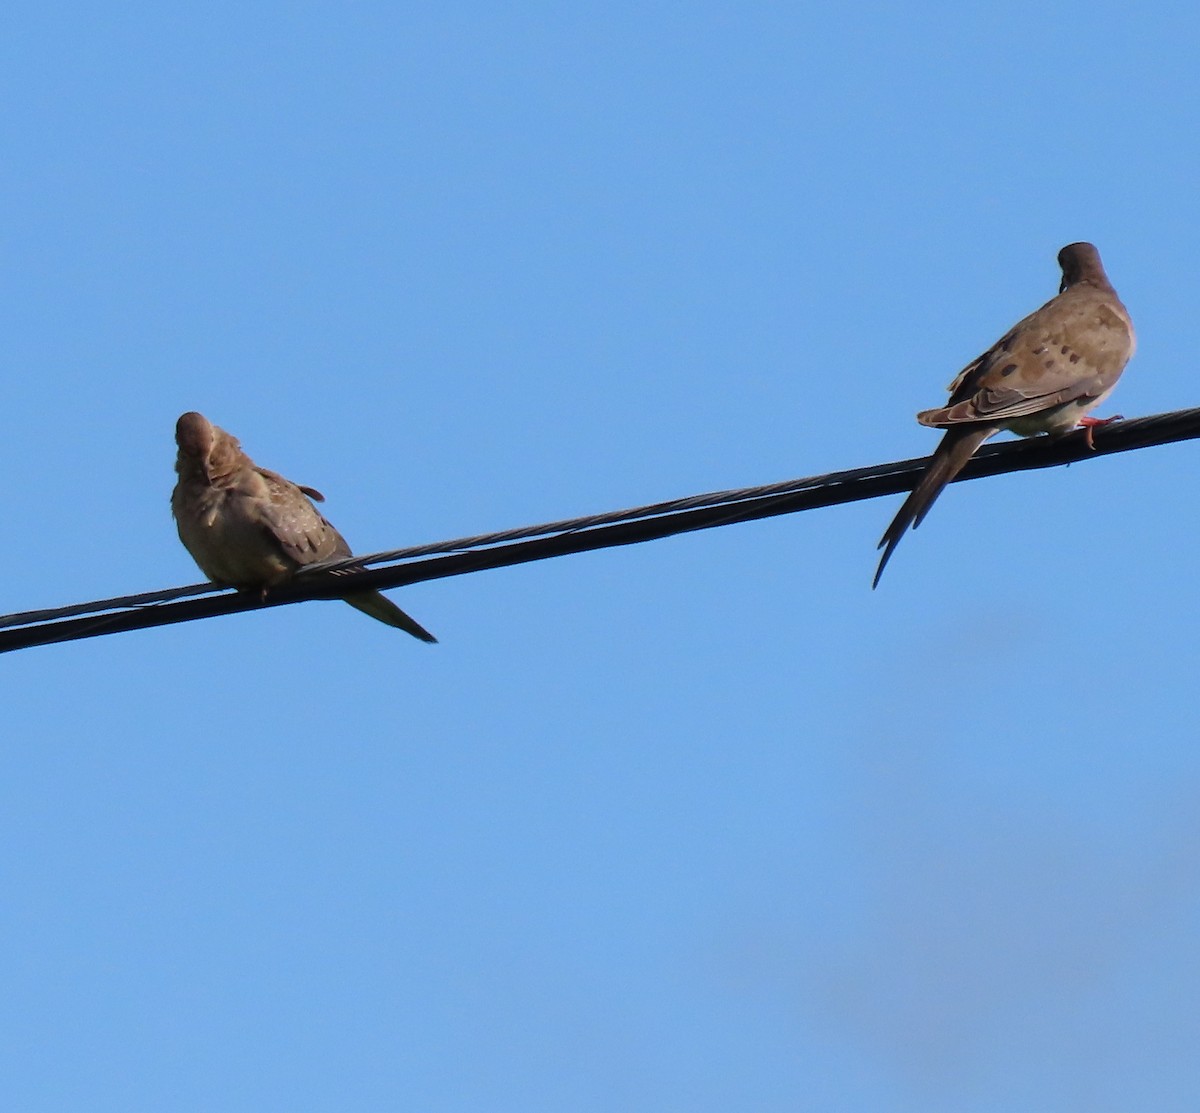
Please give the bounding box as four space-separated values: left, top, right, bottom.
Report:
2 405 1197 654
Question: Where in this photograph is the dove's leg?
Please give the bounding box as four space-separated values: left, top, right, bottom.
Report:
1078 414 1123 450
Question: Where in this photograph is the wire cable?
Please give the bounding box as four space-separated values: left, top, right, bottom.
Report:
2 405 1197 654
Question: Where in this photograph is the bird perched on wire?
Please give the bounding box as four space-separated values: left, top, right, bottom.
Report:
873 242 1135 588
171 411 436 641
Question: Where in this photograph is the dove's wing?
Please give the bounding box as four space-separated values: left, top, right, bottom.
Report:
252 467 348 567
924 289 1132 428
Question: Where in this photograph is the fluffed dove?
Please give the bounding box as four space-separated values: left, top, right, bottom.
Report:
873 242 1135 587
171 412 437 641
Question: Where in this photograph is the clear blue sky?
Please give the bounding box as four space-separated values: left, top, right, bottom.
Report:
5 3 1198 1110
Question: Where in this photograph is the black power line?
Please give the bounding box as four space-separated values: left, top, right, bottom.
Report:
3 406 1197 654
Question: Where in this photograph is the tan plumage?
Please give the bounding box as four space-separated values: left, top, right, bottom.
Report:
171 412 436 641
874 242 1135 587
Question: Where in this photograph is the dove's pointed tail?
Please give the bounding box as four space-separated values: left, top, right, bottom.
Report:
343 591 438 642
873 425 996 589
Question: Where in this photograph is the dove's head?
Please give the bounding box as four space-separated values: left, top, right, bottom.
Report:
175 412 242 482
175 412 216 459
1057 242 1108 292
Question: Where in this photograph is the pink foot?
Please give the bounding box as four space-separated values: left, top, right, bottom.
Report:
1079 414 1123 450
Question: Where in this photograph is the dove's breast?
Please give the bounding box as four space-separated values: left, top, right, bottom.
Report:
173 485 296 589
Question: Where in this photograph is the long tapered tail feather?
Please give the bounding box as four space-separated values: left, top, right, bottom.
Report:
344 590 438 642
872 426 996 588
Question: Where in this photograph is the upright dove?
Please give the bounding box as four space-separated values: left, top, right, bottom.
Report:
873 242 1135 587
171 412 437 641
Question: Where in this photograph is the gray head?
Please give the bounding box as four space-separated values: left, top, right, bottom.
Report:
1057 242 1110 293
174 411 244 482
175 412 217 460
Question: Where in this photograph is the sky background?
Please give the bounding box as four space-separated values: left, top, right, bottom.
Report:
4 3 1199 1110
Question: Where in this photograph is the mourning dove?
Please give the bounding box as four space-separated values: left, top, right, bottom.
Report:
171 412 437 641
873 242 1135 587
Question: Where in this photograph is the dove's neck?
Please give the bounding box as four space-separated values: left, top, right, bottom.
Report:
205 440 248 485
